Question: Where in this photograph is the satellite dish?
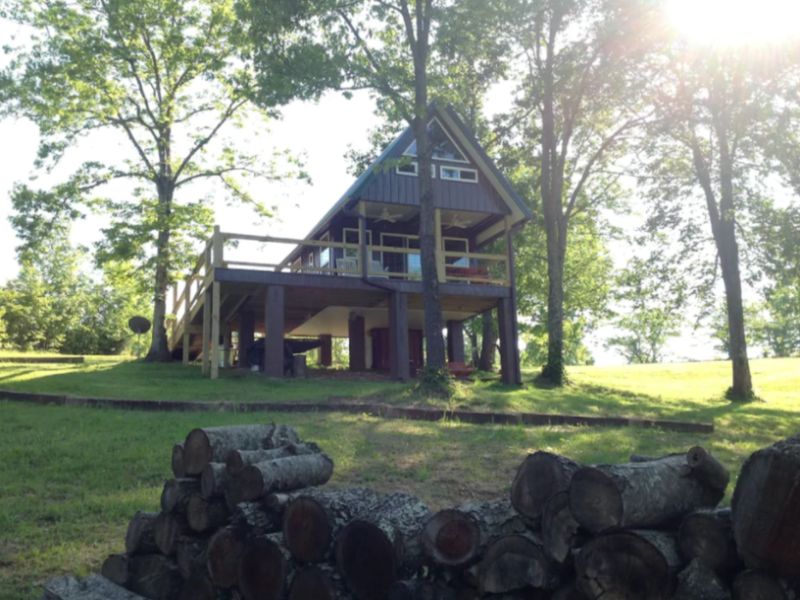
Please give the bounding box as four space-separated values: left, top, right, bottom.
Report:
128 316 151 335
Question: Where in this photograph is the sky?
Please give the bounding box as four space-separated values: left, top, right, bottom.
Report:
0 15 736 367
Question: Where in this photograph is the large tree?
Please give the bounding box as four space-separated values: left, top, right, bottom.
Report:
0 0 315 361
504 0 654 384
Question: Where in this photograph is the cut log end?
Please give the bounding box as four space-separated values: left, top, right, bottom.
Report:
283 496 333 563
510 451 580 525
733 570 790 600
421 509 480 567
238 537 286 600
289 566 335 600
207 526 245 588
335 519 396 600
125 511 159 555
171 444 187 479
568 467 621 533
184 428 214 476
478 534 558 594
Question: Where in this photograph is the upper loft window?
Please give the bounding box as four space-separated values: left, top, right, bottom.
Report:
396 161 436 178
441 166 478 183
403 118 468 163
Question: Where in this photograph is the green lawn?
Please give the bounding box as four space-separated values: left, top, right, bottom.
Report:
0 356 797 599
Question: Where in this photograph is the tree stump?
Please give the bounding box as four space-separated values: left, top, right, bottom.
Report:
510 451 580 526
335 492 430 600
731 434 800 577
574 530 681 600
421 497 525 568
283 487 382 563
569 447 728 532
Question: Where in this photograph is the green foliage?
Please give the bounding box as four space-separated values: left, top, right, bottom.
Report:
606 243 685 364
415 366 455 399
522 318 594 368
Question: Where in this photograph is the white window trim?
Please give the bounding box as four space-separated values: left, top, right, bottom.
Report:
440 165 479 184
395 161 436 178
402 117 470 164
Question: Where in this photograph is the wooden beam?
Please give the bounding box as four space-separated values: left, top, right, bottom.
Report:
182 275 192 365
212 224 224 268
434 208 445 282
389 292 410 381
182 331 190 365
210 281 221 380
238 309 255 369
201 287 212 377
358 201 368 279
264 286 285 377
318 334 333 367
223 324 232 369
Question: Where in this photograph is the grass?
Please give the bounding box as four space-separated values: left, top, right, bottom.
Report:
0 354 797 599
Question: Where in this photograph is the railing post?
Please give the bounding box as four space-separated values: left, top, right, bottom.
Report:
182 275 192 365
212 225 223 269
434 208 445 282
358 201 368 278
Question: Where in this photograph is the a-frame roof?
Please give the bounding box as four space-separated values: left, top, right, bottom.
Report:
292 103 531 247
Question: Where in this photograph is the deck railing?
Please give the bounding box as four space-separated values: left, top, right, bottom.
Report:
166 226 510 348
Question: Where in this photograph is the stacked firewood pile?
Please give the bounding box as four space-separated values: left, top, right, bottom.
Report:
43 427 800 600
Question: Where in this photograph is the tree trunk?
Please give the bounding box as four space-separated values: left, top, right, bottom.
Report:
334 492 430 600
731 434 800 577
673 559 731 600
161 478 201 513
575 530 681 600
421 497 525 568
229 453 334 504
154 511 190 556
145 182 174 362
477 532 560 594
125 511 159 555
541 491 581 565
183 424 300 475
41 574 149 600
226 442 320 474
478 310 496 372
678 508 740 575
568 448 728 533
732 570 791 600
282 487 382 563
237 535 288 600
187 495 229 533
510 451 580 527
289 564 347 600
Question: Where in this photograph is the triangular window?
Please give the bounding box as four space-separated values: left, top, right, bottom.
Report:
403 118 468 163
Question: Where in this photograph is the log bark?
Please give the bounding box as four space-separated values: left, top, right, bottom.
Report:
541 491 581 564
126 554 184 600
226 442 320 474
161 478 201 513
238 535 288 600
334 492 430 600
732 570 791 600
679 508 740 575
230 500 282 535
187 495 229 533
154 511 191 556
673 559 731 600
283 487 382 563
172 444 187 479
421 497 525 568
574 530 681 600
207 526 245 588
201 463 228 499
569 448 728 533
125 511 159 555
176 535 209 580
289 565 347 600
41 574 149 600
510 452 580 526
731 434 800 577
230 453 334 504
477 533 559 595
387 580 458 600
101 554 130 587
184 424 300 475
